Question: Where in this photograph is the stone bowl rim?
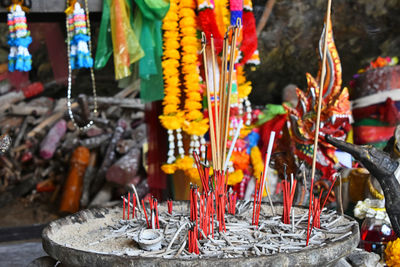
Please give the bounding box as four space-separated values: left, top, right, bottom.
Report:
42 203 360 266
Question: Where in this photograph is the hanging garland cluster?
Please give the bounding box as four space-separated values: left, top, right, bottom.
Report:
159 0 262 190
67 2 93 69
160 0 184 174
7 4 32 72
160 0 207 178
180 0 208 163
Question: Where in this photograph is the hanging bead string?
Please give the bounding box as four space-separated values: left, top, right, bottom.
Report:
66 0 98 131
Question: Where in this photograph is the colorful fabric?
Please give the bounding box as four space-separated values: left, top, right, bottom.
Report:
239 0 258 65
67 2 93 70
134 0 170 102
353 125 396 145
7 4 32 72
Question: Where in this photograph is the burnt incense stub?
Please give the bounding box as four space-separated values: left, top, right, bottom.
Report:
42 203 359 267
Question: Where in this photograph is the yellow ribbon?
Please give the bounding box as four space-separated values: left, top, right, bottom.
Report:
64 0 77 15
367 177 385 200
8 0 30 12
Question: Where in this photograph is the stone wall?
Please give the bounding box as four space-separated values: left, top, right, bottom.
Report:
250 0 400 105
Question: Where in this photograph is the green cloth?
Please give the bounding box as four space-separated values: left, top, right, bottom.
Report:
352 118 390 127
257 104 287 125
133 0 170 102
94 0 112 69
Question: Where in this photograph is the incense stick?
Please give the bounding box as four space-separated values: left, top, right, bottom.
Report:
210 35 221 170
221 23 240 167
219 35 229 165
291 173 295 232
306 0 332 246
201 33 217 169
224 119 243 172
261 131 276 215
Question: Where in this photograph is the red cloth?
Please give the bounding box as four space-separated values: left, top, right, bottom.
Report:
239 10 257 65
353 125 396 145
145 101 167 200
353 98 400 125
197 9 223 53
259 114 287 155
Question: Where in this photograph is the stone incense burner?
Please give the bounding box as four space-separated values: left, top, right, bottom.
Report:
42 201 359 266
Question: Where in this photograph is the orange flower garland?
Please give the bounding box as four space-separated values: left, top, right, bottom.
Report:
160 0 181 174
179 0 208 151
160 0 208 176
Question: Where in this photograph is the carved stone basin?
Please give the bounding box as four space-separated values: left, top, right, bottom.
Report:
42 202 359 267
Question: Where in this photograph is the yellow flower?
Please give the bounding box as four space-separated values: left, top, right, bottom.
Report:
176 156 194 171
164 12 179 21
165 75 180 85
162 59 180 69
180 8 196 17
185 109 203 120
180 27 197 36
240 126 252 138
184 73 200 84
164 87 180 97
163 95 180 105
163 40 180 50
183 119 209 136
162 21 179 30
250 146 264 178
181 36 198 46
179 17 196 28
163 49 180 59
163 67 179 77
386 238 400 266
184 100 202 110
182 45 199 54
163 104 179 114
186 91 202 101
159 114 184 130
185 168 202 186
182 65 198 74
238 81 252 98
181 54 198 64
161 163 177 174
180 0 196 9
227 170 244 185
164 31 180 39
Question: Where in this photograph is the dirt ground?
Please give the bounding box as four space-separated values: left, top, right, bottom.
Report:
0 195 59 227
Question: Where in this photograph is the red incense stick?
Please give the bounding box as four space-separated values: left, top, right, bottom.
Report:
123 197 126 220
141 199 150 228
127 193 130 220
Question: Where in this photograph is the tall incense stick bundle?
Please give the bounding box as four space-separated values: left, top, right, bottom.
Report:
201 33 217 170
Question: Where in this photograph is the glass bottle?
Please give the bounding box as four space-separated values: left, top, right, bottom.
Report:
360 208 397 258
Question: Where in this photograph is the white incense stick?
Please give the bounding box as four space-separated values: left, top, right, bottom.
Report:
131 184 142 213
262 131 276 215
223 120 243 172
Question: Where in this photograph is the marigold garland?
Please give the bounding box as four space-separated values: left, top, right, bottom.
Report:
227 169 244 185
179 0 208 137
385 238 400 266
160 0 209 176
161 0 181 124
160 0 182 170
250 146 264 178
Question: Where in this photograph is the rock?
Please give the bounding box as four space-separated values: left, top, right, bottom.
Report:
346 248 382 267
334 257 352 267
250 0 400 105
27 256 58 267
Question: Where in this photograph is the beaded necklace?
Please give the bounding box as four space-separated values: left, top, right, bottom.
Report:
65 0 97 131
